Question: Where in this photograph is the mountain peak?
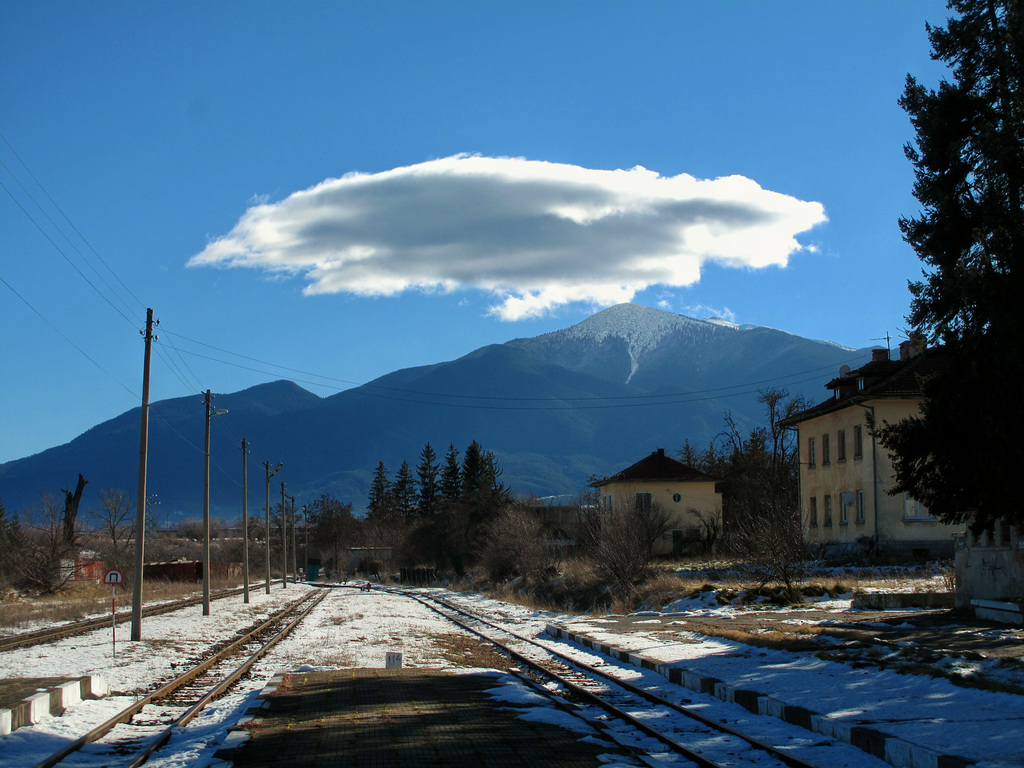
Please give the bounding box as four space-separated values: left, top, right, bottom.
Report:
561 304 725 382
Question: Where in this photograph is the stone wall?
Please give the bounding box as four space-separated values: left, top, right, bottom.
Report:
953 521 1024 606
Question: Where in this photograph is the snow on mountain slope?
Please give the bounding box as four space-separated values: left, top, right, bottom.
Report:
532 304 727 383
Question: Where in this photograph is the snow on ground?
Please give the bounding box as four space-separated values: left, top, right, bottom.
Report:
1 583 1022 768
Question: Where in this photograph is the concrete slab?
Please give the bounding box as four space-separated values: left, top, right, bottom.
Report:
218 668 634 768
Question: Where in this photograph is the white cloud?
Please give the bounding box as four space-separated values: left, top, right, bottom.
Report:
189 155 826 320
685 304 738 323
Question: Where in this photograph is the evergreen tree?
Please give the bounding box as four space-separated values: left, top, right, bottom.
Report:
440 443 462 500
876 0 1023 528
394 460 417 520
367 462 394 517
460 440 484 496
416 443 440 517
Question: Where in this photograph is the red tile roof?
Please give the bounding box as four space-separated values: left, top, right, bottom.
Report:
593 448 716 486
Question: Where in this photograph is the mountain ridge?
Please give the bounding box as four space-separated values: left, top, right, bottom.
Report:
0 304 870 519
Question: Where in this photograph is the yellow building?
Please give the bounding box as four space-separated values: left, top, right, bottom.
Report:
780 343 962 560
593 448 722 556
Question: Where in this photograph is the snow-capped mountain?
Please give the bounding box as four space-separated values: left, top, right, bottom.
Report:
0 304 871 516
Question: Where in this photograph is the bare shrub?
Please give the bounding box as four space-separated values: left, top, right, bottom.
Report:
479 504 547 582
591 498 672 593
728 500 807 602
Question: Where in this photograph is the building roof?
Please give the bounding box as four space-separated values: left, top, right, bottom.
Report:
593 448 716 486
779 344 948 427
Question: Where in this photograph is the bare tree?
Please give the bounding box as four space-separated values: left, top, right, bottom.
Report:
20 494 77 593
306 494 359 577
177 519 204 541
729 499 807 602
592 495 672 592
688 506 722 555
89 488 135 573
479 503 547 582
61 474 88 549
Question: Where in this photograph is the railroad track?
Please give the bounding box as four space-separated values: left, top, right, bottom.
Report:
31 588 326 768
0 583 286 653
401 589 845 768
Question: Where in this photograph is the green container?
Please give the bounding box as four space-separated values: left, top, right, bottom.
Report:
306 564 321 581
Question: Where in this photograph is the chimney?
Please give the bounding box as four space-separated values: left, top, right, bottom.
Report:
657 448 665 456
899 336 926 361
872 348 889 363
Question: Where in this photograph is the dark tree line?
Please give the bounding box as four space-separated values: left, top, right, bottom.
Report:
368 441 511 575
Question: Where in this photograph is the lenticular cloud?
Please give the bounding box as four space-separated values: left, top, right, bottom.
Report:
189 155 826 320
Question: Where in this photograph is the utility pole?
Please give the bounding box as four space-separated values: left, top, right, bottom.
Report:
302 504 309 580
241 439 250 604
264 461 282 594
132 308 156 642
289 495 298 582
202 391 227 616
280 481 288 588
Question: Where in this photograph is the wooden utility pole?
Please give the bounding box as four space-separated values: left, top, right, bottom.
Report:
241 439 250 603
280 481 288 588
264 461 282 594
131 308 156 641
202 390 212 616
289 495 298 582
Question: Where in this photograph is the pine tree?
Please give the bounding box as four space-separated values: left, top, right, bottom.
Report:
416 443 440 517
394 460 417 520
440 443 461 500
367 462 394 517
876 0 1023 529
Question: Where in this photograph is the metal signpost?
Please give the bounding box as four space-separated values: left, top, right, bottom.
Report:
104 569 124 660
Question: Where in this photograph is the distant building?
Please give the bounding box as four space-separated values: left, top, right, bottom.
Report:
592 448 721 556
780 342 962 560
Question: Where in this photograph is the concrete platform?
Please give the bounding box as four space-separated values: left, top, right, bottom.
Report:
217 668 631 768
0 675 108 735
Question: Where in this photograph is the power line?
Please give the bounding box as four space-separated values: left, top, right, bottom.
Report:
0 177 140 327
166 337 871 408
0 273 138 399
0 131 147 315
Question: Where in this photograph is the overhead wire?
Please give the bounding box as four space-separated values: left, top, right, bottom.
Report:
0 274 139 399
0 131 147 315
164 334 871 409
1 131 867 437
0 176 141 327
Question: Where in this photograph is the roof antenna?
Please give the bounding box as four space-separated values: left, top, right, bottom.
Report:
870 331 891 355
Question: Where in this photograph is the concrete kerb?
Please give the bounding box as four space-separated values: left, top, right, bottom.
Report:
544 624 975 768
0 675 109 736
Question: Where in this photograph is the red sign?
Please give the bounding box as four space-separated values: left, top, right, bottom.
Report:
103 569 124 585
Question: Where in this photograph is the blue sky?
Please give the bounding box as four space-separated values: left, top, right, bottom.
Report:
1 0 951 464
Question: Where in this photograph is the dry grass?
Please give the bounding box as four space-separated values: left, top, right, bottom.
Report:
477 557 955 618
429 632 515 671
0 576 241 633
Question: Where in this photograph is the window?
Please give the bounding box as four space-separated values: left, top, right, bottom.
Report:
824 494 833 526
808 437 816 468
837 429 847 462
904 493 933 520
822 434 831 465
853 425 863 459
809 497 818 528
604 495 613 511
840 491 855 525
635 492 653 512
856 489 865 524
